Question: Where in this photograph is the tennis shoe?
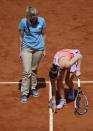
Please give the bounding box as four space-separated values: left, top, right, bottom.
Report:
57 99 66 109
21 95 28 103
30 89 39 97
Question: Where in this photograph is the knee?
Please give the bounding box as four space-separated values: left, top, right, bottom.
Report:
23 72 31 79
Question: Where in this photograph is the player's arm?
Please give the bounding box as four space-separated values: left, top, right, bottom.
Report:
41 18 46 56
70 54 83 66
41 27 46 56
50 78 56 101
75 54 83 77
69 54 83 76
18 19 25 58
19 29 24 58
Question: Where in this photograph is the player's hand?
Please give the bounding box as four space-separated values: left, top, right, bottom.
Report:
49 99 57 113
42 50 46 57
75 71 81 77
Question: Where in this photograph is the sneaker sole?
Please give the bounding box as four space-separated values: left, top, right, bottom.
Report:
56 103 66 109
20 99 28 103
31 94 39 97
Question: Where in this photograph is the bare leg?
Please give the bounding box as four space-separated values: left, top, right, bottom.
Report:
65 71 75 100
56 70 66 109
65 71 75 89
57 70 66 99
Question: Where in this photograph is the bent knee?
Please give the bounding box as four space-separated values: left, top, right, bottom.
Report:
23 72 31 79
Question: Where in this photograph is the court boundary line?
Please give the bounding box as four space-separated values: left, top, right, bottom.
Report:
48 81 53 131
0 81 93 84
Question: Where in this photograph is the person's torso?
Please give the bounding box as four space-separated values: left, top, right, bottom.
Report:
19 16 46 50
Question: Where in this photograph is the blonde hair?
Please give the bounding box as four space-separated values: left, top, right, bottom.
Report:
26 5 38 18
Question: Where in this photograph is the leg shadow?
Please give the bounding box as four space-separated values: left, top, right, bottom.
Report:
36 77 46 90
18 77 46 91
18 80 22 91
56 90 61 105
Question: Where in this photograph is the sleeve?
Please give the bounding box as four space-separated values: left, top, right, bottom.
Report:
42 18 46 29
19 19 25 31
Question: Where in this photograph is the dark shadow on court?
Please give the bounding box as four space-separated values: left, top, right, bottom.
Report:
18 77 46 91
64 88 77 103
36 77 46 90
55 88 77 105
18 80 22 91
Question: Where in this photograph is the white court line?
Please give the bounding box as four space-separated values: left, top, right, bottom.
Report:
0 81 50 84
48 81 53 131
0 81 93 84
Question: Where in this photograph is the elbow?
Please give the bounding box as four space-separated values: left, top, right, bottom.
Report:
79 54 83 60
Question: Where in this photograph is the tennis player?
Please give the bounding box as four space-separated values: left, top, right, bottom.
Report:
49 49 83 112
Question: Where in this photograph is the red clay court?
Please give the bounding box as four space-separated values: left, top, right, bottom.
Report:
0 0 93 131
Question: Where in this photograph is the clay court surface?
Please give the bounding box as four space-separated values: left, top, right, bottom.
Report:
0 0 93 131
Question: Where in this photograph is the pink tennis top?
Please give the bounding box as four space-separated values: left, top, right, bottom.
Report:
53 49 80 68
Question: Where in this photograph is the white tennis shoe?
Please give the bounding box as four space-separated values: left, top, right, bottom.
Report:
57 99 66 109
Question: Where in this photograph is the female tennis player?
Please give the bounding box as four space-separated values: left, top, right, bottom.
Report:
49 49 83 112
19 5 46 103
